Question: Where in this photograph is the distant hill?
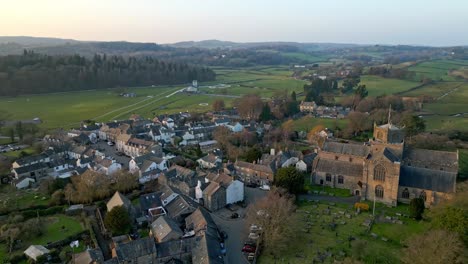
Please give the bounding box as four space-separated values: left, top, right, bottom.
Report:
0 36 79 46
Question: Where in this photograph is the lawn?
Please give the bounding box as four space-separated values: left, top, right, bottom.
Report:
458 149 468 180
287 116 349 132
3 146 37 158
0 186 50 212
30 215 85 245
304 184 352 197
258 200 409 264
359 75 419 96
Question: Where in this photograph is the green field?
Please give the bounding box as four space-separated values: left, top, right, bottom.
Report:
288 116 349 132
407 59 468 81
359 75 419 96
282 52 326 63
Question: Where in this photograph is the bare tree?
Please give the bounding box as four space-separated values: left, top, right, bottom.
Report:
244 188 298 257
113 170 138 193
212 99 225 111
402 230 465 264
236 94 263 120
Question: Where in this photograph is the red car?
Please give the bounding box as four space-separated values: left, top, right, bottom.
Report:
242 245 256 253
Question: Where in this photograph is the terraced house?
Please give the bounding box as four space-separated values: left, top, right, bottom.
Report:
312 121 458 206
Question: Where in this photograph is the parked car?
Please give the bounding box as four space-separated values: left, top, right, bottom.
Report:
246 182 258 188
107 141 114 146
241 245 256 253
220 243 226 255
244 241 256 247
230 213 239 219
250 225 262 232
248 233 260 240
219 231 228 240
259 185 270 191
247 253 256 261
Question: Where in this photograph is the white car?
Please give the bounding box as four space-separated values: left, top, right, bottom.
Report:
107 141 114 146
259 185 270 191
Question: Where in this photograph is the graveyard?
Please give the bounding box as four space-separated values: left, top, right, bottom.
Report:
258 198 428 264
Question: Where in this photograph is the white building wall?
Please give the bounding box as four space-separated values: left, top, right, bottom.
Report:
226 180 244 204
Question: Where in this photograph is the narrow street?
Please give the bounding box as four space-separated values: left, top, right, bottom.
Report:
211 187 268 264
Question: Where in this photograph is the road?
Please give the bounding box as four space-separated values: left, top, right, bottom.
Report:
212 187 268 264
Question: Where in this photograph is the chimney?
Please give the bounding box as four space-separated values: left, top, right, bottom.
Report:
270 148 275 156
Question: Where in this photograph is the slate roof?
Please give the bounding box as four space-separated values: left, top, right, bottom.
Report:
403 148 458 173
235 160 274 174
156 238 194 259
203 182 222 197
139 192 163 212
150 215 183 242
15 154 48 166
13 162 49 174
303 153 317 166
205 173 233 185
115 237 156 261
165 195 195 220
185 207 218 237
192 234 224 264
399 166 457 193
322 142 370 157
314 158 363 177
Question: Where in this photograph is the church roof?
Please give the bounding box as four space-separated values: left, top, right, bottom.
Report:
403 148 458 173
322 142 370 157
399 165 457 193
314 158 363 177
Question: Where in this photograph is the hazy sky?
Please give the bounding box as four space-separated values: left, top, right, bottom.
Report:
1 0 467 46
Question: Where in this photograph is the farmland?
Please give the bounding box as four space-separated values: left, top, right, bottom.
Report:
359 75 419 96
407 59 468 81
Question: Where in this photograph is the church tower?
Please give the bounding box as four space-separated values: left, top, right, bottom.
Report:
373 105 405 144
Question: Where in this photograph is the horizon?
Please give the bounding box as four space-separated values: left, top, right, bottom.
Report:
1 0 468 47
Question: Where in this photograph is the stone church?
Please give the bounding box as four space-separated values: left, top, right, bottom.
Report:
312 122 458 206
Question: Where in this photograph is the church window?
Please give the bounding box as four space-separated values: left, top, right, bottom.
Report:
375 185 384 198
326 173 331 182
420 191 426 201
373 165 386 181
402 188 409 199
338 175 344 184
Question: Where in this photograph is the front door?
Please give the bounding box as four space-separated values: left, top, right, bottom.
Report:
320 179 324 185
355 190 360 196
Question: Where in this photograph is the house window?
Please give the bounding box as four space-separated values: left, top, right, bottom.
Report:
402 188 410 199
375 185 384 198
419 191 426 201
373 165 386 182
349 157 353 162
326 173 331 182
335 156 339 160
338 175 344 184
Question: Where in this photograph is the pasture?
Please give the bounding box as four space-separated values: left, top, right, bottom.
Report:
407 59 468 81
359 75 419 96
287 116 349 132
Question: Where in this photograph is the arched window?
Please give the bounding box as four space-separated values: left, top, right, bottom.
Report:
402 188 410 199
375 185 384 198
326 173 331 182
419 191 426 201
338 175 344 184
374 165 386 181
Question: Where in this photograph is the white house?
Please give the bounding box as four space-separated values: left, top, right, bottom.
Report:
226 122 244 133
162 118 175 129
197 154 221 169
93 157 122 176
129 154 167 176
205 173 244 205
295 160 307 172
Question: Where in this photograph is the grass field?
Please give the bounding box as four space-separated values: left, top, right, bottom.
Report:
282 52 326 63
407 59 468 81
30 215 84 245
287 116 349 132
258 200 422 264
0 186 50 211
359 75 419 96
459 149 468 180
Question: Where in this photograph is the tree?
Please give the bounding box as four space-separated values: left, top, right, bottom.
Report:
274 167 304 195
402 230 465 264
307 125 326 147
113 171 138 193
259 103 272 122
7 127 14 142
104 206 131 235
15 121 23 141
401 114 425 139
212 99 225 111
354 84 368 99
291 91 297 101
236 94 263 120
244 148 262 163
409 197 425 220
245 188 298 257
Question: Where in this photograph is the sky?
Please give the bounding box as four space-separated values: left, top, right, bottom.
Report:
1 0 467 46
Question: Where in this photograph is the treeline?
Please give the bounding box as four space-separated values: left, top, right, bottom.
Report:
368 66 415 80
0 51 215 96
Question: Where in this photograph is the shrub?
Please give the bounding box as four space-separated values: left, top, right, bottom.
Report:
409 198 425 220
354 202 369 211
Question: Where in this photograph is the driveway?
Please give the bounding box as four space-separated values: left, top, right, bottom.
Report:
94 140 131 169
212 187 268 264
